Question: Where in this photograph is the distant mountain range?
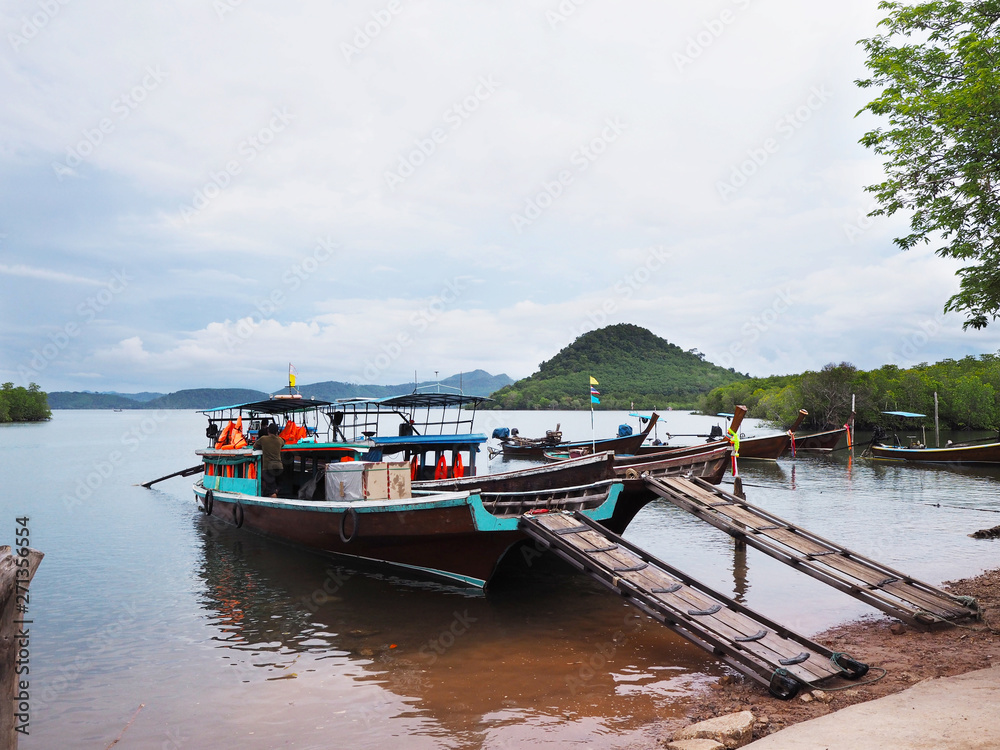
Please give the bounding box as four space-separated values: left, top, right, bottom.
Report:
47 370 513 410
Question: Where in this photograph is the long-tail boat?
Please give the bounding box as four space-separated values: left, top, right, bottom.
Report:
866 410 1000 464
422 442 732 535
497 413 659 459
790 426 847 453
192 386 628 588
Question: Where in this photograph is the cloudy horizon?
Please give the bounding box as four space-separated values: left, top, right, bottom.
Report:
4 0 999 394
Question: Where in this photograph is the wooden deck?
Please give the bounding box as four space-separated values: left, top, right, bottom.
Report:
519 511 869 699
646 476 979 628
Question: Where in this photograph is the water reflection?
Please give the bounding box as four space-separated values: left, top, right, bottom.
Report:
192 514 723 745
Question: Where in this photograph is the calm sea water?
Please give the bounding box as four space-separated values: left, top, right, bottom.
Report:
2 409 999 749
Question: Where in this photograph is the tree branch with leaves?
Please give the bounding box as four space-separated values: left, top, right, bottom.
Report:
857 0 1000 329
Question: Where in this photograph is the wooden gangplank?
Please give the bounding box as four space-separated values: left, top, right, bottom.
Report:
519 511 869 699
647 476 979 628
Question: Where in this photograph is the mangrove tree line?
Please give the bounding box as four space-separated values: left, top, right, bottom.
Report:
0 383 51 422
698 355 1000 431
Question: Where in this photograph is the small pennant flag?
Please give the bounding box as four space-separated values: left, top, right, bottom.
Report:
591 395 600 405
590 387 600 396
289 363 298 388
589 376 599 385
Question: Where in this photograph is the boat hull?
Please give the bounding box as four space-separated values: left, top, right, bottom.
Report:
500 414 659 459
193 480 622 588
790 428 846 453
868 442 1000 464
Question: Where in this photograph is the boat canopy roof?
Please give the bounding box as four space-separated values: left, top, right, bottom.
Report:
326 391 491 440
332 393 490 410
200 396 334 416
883 411 927 418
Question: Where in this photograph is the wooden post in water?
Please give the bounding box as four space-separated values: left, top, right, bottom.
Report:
934 391 940 448
730 405 748 550
1 545 43 750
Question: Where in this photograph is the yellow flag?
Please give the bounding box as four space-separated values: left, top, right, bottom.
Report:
289 363 298 388
589 376 599 385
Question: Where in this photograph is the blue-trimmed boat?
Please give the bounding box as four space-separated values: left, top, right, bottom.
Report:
193 389 625 587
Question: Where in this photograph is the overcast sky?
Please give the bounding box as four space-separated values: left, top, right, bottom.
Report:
3 0 998 393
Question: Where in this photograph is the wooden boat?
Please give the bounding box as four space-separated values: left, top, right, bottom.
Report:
419 443 732 536
868 442 1000 464
865 409 1000 465
635 407 751 458
731 409 807 459
325 391 491 480
790 427 847 453
194 389 627 587
498 413 659 459
195 462 621 588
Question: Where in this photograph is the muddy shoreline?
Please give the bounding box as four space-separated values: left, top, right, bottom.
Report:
630 566 1000 746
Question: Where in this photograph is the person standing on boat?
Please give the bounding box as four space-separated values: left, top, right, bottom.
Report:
254 423 285 497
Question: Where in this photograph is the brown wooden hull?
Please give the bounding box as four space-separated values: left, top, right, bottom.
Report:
196 489 518 587
415 451 617 493
869 441 1000 464
500 413 659 459
736 432 790 460
638 434 787 461
789 428 846 453
193 478 623 588
604 444 732 534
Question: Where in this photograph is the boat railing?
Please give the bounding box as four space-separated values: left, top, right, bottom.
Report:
197 449 261 496
415 478 621 517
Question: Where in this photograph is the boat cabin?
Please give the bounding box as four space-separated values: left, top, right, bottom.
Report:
325 391 490 480
199 396 369 499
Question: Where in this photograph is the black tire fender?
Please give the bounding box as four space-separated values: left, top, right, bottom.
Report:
233 501 245 528
339 507 358 543
203 489 214 516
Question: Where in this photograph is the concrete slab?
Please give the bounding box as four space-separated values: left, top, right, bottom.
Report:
744 665 1000 750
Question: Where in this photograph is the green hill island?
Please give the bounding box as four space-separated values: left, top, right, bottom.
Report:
488 324 745 410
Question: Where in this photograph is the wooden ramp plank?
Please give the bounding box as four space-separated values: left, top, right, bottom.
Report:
520 511 867 697
649 477 978 627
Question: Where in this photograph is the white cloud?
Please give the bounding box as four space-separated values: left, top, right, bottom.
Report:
2 0 995 392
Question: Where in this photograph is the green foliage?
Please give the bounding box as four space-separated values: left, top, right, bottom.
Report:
488 324 745 410
857 1 1000 329
698 354 1000 430
0 383 51 422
